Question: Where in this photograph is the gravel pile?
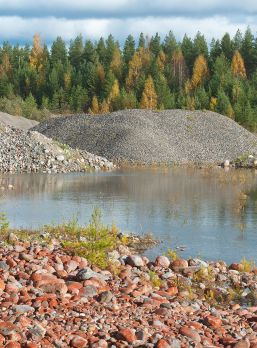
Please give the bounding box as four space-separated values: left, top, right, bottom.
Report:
34 109 257 165
0 122 114 173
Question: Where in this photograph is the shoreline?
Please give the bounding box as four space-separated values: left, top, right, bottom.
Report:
0 226 256 347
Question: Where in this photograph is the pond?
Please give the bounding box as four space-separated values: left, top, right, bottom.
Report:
0 167 257 263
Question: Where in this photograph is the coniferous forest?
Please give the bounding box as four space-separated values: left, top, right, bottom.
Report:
1 29 257 129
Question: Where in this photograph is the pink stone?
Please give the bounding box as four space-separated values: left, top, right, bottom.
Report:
179 326 201 342
119 327 136 343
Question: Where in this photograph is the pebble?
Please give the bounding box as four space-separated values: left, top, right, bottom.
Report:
0 240 255 347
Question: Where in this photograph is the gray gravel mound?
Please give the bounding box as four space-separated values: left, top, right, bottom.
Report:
34 109 257 164
0 122 114 173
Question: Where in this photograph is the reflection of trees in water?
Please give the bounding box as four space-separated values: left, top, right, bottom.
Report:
1 168 257 227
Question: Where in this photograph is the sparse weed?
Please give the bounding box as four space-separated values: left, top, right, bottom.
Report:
62 208 120 268
149 270 163 288
193 266 215 282
166 248 178 261
0 212 9 234
239 257 255 272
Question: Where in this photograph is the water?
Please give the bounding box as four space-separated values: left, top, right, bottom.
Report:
0 167 257 263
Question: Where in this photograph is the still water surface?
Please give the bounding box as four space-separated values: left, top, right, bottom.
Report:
0 168 257 263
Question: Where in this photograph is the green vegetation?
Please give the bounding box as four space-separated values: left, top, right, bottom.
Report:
0 208 122 268
45 208 120 268
239 257 255 272
166 248 178 261
148 270 163 288
1 29 257 129
0 212 9 234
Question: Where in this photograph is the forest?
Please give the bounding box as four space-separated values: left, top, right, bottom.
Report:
0 28 257 129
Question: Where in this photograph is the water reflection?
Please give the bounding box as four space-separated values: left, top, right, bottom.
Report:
0 167 257 262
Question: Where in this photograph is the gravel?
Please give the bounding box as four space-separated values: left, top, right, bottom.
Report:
34 109 257 164
0 111 38 130
0 122 115 173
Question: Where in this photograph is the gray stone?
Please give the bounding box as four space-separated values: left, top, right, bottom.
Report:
14 305 35 314
56 155 65 162
0 261 9 270
29 323 46 338
76 267 109 281
98 291 113 303
126 255 145 267
80 285 97 298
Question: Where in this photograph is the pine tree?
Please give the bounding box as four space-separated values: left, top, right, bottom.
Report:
22 92 37 118
83 40 98 63
105 35 117 68
103 70 115 99
191 55 209 89
51 37 67 66
216 89 234 118
194 87 209 110
70 85 88 112
221 33 233 61
163 31 177 58
138 33 145 48
233 29 243 51
150 33 161 56
231 51 246 79
193 32 208 58
123 35 135 65
69 35 84 69
97 38 106 65
140 75 157 109
241 27 256 76
181 34 195 74
155 73 175 109
209 39 222 71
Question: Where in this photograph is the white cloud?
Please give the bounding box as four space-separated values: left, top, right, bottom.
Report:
0 15 255 44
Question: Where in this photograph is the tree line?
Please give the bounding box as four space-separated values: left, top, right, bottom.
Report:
0 29 257 129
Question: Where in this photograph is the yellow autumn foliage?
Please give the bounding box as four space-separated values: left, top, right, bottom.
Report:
140 76 157 110
191 54 209 89
231 50 246 79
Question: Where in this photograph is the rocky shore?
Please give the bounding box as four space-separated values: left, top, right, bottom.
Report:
0 239 256 347
0 123 115 174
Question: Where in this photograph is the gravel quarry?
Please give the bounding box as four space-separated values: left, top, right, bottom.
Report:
34 109 257 165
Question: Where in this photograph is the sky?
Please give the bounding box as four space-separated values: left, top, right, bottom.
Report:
0 0 256 45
